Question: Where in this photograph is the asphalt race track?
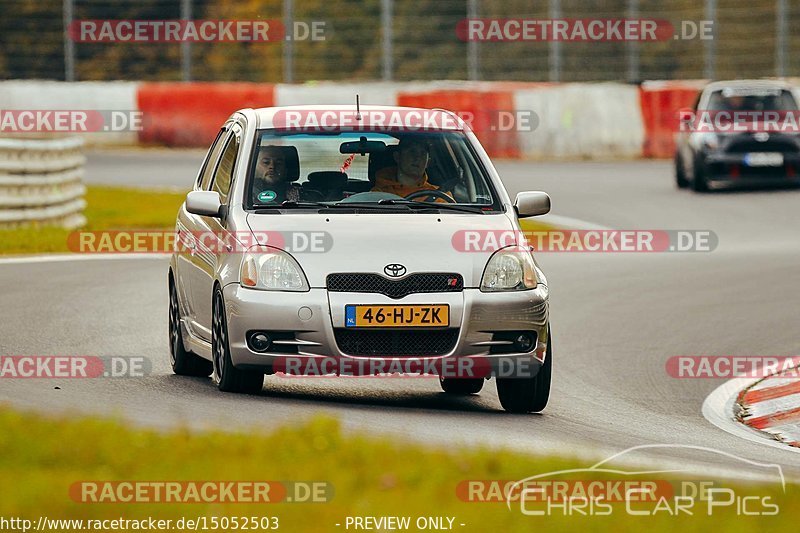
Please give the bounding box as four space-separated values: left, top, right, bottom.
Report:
2 151 800 479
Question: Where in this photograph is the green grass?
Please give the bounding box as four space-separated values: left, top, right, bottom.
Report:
0 186 185 255
0 406 796 532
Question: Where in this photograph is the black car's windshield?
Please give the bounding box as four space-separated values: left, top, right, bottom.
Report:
706 88 799 111
245 130 501 212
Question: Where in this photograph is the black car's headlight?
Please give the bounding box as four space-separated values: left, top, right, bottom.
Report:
700 133 720 150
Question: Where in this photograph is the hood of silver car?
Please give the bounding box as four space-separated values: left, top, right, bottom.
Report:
245 212 519 288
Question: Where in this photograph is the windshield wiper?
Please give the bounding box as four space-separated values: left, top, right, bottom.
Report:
280 200 332 208
253 201 414 213
327 201 417 210
375 199 485 214
252 200 334 212
252 200 488 214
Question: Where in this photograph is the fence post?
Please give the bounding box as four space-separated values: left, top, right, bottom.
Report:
703 0 717 79
63 0 75 81
775 0 787 78
181 0 192 81
467 0 479 81
626 0 640 82
548 0 562 82
283 0 294 83
381 0 393 81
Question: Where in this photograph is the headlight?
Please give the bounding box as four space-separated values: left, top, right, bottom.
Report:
700 133 719 150
240 247 309 292
480 247 538 292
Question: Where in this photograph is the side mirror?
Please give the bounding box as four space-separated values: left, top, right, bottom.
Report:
514 191 551 218
185 191 223 218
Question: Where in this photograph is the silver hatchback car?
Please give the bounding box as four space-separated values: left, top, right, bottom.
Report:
169 105 552 413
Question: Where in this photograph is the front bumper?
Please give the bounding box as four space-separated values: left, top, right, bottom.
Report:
703 151 800 184
222 283 549 378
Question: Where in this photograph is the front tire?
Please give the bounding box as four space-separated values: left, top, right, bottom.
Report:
169 279 212 377
212 288 264 394
496 328 552 413
692 156 709 192
675 153 689 189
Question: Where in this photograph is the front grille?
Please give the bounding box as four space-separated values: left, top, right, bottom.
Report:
334 328 459 356
327 273 463 299
726 139 798 153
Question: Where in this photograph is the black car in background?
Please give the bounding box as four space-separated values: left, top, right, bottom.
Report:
675 80 800 191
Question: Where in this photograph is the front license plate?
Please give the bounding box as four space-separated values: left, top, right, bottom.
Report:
744 152 784 167
345 305 450 328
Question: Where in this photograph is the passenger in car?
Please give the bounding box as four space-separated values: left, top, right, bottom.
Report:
253 145 301 203
371 138 452 201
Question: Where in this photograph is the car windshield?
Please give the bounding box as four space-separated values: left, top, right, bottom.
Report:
245 130 501 212
705 88 798 111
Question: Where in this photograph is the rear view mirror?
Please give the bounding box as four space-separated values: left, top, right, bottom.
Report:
185 191 223 218
340 136 387 155
514 191 551 218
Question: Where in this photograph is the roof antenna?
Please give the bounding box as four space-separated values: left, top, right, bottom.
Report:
355 94 362 121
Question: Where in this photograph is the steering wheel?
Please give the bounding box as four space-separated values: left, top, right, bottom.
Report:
299 187 326 202
403 189 456 203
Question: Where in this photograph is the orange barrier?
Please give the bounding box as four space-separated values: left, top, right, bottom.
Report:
397 89 520 158
639 81 704 158
137 83 275 147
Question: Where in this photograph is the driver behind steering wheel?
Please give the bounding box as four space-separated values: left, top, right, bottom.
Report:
371 137 453 202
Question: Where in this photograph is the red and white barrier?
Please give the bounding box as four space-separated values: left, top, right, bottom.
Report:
515 82 645 159
0 81 140 145
737 366 800 448
137 82 275 147
638 80 705 158
398 85 520 158
1 79 724 159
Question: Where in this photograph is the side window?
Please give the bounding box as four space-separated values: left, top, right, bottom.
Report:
211 133 240 204
198 129 229 190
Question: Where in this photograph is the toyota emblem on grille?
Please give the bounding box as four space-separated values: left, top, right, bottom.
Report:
384 264 407 278
754 132 770 142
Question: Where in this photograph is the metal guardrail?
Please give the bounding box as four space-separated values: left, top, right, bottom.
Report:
0 137 87 229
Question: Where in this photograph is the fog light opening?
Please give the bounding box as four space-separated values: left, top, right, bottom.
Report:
513 333 535 353
248 332 272 353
